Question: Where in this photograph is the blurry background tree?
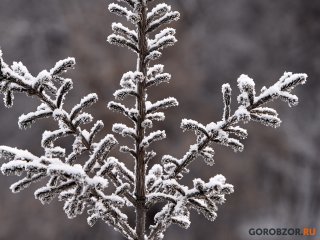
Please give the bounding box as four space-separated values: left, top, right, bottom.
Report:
0 0 318 240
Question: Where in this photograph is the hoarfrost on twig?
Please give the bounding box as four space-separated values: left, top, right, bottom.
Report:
0 1 307 240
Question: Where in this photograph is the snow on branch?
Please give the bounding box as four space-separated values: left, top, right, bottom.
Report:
107 101 138 122
42 129 73 148
114 88 138 100
116 0 136 8
141 130 166 149
55 78 73 108
145 51 162 63
147 4 171 24
83 135 118 173
148 28 177 53
112 123 137 140
147 10 180 33
99 157 135 185
108 34 139 53
0 0 308 239
146 112 165 122
0 52 140 238
69 93 98 120
253 72 307 108
18 105 52 129
108 3 140 24
146 97 179 114
50 57 76 76
148 35 177 54
112 22 138 44
162 72 307 180
181 119 208 137
97 157 136 205
87 120 104 144
120 71 143 88
0 146 109 195
147 64 164 78
147 175 233 239
222 83 232 121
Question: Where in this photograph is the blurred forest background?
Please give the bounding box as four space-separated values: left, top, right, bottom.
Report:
0 0 319 240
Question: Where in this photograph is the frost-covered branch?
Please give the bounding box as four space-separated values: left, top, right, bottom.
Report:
147 175 233 239
0 0 307 240
106 0 180 239
162 73 307 180
0 51 137 239
0 146 137 239
142 72 306 239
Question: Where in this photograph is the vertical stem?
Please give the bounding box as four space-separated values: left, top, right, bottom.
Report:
135 1 148 240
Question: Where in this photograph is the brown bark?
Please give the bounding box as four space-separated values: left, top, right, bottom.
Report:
135 1 148 239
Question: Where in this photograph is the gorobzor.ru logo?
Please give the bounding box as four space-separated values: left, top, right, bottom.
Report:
248 228 317 237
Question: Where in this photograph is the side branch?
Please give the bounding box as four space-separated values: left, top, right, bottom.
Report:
0 55 137 208
166 73 307 179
